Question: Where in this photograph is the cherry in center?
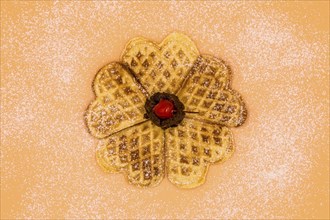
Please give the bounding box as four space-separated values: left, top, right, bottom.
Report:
152 99 175 119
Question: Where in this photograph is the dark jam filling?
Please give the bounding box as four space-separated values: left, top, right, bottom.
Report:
144 92 185 129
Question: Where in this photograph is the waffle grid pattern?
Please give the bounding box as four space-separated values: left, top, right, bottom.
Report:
178 55 247 127
96 121 165 187
85 63 147 138
165 118 233 188
122 33 199 95
86 33 247 188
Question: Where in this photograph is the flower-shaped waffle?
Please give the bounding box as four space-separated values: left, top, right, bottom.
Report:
85 33 247 188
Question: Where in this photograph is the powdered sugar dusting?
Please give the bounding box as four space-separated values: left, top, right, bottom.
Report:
1 1 328 219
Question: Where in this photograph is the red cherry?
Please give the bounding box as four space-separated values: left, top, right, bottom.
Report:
153 99 174 119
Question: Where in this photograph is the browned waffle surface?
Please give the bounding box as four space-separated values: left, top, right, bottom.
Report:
178 55 247 127
96 121 165 187
122 32 199 95
165 118 234 188
85 63 147 138
86 34 247 188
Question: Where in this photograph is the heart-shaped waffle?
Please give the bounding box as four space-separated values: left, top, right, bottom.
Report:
122 32 199 96
85 63 147 138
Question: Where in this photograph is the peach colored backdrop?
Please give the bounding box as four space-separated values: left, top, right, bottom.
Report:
1 1 329 219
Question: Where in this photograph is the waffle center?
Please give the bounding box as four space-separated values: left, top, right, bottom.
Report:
153 99 174 119
144 92 185 129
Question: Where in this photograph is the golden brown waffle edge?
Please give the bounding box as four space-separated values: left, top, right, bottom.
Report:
178 54 248 128
121 32 200 96
165 118 235 188
96 121 165 188
85 62 147 139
